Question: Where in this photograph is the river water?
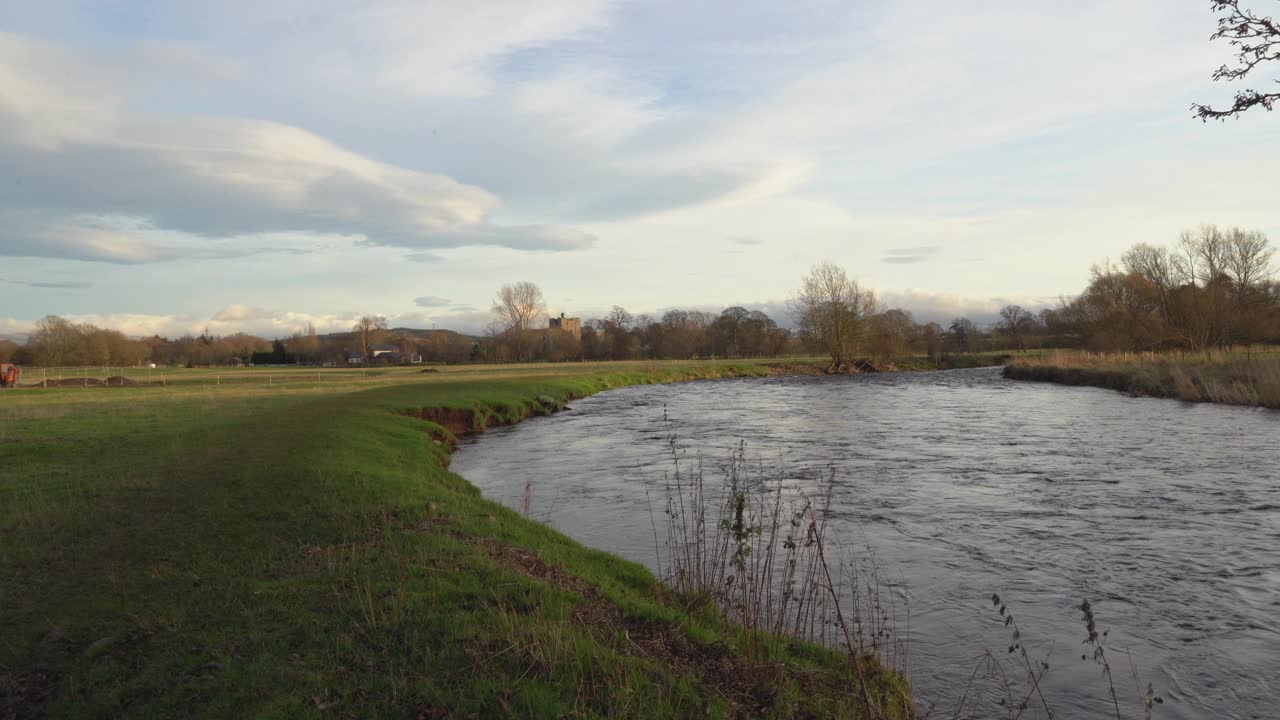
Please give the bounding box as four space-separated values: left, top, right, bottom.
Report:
451 367 1279 719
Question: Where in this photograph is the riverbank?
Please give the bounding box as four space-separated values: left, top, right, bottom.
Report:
1 361 912 719
1003 349 1280 409
765 351 1011 375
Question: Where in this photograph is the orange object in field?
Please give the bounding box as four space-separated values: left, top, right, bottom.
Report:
0 364 18 388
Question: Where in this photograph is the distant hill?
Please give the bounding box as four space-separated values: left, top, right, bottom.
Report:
2 328 480 347
317 327 479 343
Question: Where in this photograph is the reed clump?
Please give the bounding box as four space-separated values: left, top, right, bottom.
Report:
656 422 911 718
1003 348 1280 408
654 423 1177 720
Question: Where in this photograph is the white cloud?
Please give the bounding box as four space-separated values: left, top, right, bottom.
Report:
512 66 663 148
1 1 1275 325
0 317 34 339
406 253 446 263
0 276 91 290
878 289 1057 326
0 212 328 264
881 246 943 265
657 0 1221 186
413 296 452 307
0 32 595 263
0 302 501 340
1 306 361 340
338 0 615 96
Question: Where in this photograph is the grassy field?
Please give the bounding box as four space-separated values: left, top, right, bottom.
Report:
1003 348 1280 409
1 359 914 719
10 350 1013 389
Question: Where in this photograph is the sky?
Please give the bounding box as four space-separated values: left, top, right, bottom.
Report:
1 0 1277 339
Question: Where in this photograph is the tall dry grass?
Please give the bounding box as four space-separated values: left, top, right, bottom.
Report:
654 421 1170 719
1004 348 1280 409
656 421 910 717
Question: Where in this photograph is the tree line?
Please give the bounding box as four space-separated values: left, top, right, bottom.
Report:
2 317 473 368
783 225 1277 369
479 276 1021 368
8 223 1270 368
479 283 795 364
1045 225 1279 351
4 301 1025 369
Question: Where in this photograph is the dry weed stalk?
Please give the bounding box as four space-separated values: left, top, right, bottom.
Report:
656 415 1171 720
657 415 906 717
948 594 1165 720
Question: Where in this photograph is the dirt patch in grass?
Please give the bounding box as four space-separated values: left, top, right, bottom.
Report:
406 407 482 439
482 540 806 717
0 668 59 720
403 395 572 447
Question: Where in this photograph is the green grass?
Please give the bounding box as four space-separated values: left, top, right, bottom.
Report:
1003 348 1280 408
1 360 912 719
14 350 1013 390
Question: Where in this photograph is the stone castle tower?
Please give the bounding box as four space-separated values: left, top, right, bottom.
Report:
548 313 581 340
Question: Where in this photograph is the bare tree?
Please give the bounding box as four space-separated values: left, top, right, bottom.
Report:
492 281 546 361
353 315 387 361
949 317 979 353
999 305 1034 351
921 321 945 362
29 315 81 367
1123 242 1178 325
1194 0 1280 120
1176 225 1231 285
288 321 321 362
868 308 914 359
1224 228 1275 343
1224 227 1275 291
493 282 546 334
659 309 706 358
1172 226 1237 348
606 305 633 330
789 261 878 372
600 306 636 360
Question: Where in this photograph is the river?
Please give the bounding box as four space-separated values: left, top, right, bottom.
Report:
451 367 1279 719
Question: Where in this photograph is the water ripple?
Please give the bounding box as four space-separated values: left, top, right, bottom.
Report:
453 367 1279 720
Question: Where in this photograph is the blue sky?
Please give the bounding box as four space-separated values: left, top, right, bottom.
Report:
1 0 1277 338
